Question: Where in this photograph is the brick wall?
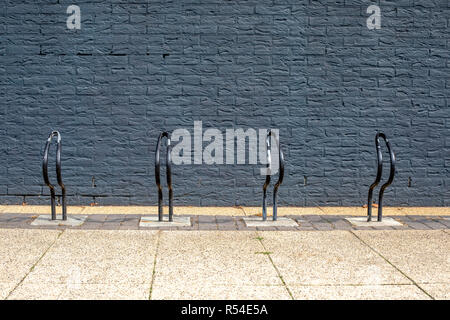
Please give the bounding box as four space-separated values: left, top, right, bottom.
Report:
1 1 449 206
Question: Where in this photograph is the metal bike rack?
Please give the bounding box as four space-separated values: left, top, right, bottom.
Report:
367 132 395 222
42 131 67 220
262 130 285 221
155 131 173 222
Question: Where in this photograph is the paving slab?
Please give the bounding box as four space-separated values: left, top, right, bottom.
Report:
58 283 150 300
7 282 64 300
2 205 448 216
152 284 290 300
243 207 324 216
346 217 403 227
419 283 450 300
80 206 155 215
0 283 15 300
243 217 298 227
2 226 448 300
175 206 244 216
140 216 191 228
319 207 368 215
9 281 149 300
354 230 450 284
151 231 283 299
8 230 158 299
78 206 244 216
31 215 88 227
259 231 411 286
289 284 430 300
402 207 450 216
0 229 61 299
320 207 450 216
0 205 84 215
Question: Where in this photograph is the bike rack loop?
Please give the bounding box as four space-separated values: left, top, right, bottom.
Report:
155 131 173 222
262 130 285 221
367 132 395 222
42 131 67 221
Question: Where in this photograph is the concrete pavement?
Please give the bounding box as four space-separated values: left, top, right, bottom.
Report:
0 228 448 300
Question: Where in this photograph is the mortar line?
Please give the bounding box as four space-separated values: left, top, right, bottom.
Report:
6 229 65 300
238 206 248 216
255 232 294 300
79 206 87 214
275 283 423 287
317 206 327 214
430 217 448 229
148 230 162 300
349 230 435 300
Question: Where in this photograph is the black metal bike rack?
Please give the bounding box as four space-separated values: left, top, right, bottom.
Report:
367 132 395 222
262 130 285 221
155 131 173 222
42 131 67 220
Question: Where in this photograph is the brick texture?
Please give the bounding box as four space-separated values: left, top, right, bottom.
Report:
0 1 449 206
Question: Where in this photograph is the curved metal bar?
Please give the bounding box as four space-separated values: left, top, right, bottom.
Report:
42 131 66 220
367 132 395 222
262 133 271 221
377 134 395 222
155 132 173 222
272 132 284 221
367 134 383 222
262 130 285 221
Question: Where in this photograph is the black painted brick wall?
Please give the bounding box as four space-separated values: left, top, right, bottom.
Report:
0 0 449 206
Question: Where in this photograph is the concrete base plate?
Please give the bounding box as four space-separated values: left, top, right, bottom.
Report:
243 216 298 227
345 217 403 227
31 215 88 227
139 216 191 228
